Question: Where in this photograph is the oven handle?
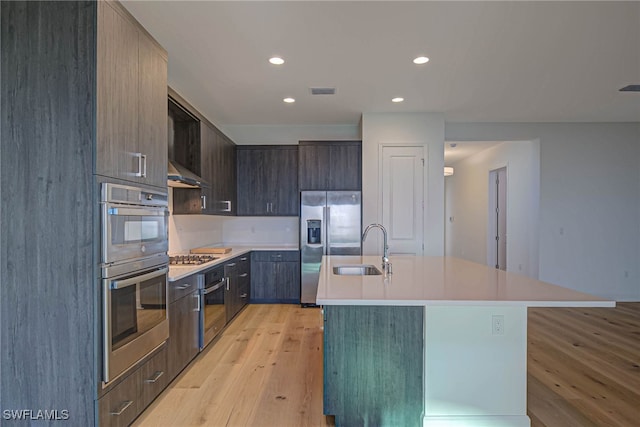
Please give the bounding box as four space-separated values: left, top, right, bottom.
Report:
203 279 225 295
111 268 168 290
106 206 168 217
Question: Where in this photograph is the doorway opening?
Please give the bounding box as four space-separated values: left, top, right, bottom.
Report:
488 167 507 270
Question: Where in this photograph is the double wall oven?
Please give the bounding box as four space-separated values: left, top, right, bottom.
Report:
101 183 169 383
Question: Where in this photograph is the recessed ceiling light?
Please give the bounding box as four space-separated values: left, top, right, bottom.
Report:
283 97 295 103
413 56 430 65
392 97 404 103
269 57 284 65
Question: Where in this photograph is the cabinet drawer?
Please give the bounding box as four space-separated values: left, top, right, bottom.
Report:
236 254 250 274
98 369 141 427
251 251 299 262
139 345 168 409
169 273 200 303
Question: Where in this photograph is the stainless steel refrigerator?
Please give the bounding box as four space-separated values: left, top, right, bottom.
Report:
300 191 362 306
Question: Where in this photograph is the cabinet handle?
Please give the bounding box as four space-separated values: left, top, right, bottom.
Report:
134 153 144 177
240 257 247 261
110 400 134 416
221 200 231 212
240 293 248 299
226 263 236 267
194 293 201 311
144 370 164 384
141 154 147 178
239 273 248 278
226 277 230 291
201 195 207 210
176 283 192 290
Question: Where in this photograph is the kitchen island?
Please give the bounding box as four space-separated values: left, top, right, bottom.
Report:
317 256 615 427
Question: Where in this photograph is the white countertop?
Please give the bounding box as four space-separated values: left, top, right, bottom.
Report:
316 255 615 307
168 244 299 281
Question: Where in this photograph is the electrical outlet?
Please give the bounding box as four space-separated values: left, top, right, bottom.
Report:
492 315 504 335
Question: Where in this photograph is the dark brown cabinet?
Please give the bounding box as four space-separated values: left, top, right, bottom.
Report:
250 251 300 303
2 2 169 425
98 344 168 427
97 0 167 189
298 141 362 191
224 255 250 322
167 274 200 380
237 146 299 216
323 306 424 426
171 91 237 216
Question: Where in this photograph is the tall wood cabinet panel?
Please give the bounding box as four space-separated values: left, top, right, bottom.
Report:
298 141 362 191
1 2 96 424
237 146 299 216
1 2 169 425
97 0 168 189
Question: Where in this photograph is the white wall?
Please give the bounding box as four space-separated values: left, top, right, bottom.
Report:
361 113 445 256
222 124 360 145
445 140 540 278
446 122 640 301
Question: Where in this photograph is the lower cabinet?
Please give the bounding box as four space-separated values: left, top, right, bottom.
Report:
250 251 300 303
167 289 200 380
98 345 167 427
224 254 250 322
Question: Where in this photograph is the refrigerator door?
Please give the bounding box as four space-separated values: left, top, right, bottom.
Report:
327 191 362 256
300 191 327 305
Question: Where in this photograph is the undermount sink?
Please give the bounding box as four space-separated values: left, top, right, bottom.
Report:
333 264 382 276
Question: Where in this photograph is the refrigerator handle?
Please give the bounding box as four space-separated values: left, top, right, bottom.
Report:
326 206 331 255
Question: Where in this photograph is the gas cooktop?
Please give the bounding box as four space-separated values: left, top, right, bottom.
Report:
169 255 218 266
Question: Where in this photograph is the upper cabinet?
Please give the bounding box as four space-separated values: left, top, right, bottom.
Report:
298 141 362 191
236 146 299 216
170 90 237 215
96 0 168 189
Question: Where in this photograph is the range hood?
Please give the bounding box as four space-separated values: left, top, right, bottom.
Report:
167 160 208 188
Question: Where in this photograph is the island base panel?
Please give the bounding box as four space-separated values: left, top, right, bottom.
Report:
323 305 424 427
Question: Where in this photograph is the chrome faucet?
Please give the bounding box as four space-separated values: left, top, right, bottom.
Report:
362 223 391 274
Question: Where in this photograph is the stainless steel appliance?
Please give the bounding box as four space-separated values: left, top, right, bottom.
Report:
200 266 226 349
300 191 362 306
101 183 170 383
102 183 168 266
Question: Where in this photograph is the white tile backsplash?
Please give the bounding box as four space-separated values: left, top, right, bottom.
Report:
168 214 224 253
222 216 299 245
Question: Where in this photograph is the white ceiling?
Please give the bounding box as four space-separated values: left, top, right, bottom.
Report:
122 1 640 127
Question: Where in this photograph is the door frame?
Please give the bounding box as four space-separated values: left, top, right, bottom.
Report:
487 165 508 270
377 143 427 255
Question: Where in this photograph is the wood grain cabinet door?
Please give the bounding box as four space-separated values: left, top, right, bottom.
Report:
137 32 168 188
97 1 168 188
97 0 139 182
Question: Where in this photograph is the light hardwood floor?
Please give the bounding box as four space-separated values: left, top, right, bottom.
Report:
134 303 639 427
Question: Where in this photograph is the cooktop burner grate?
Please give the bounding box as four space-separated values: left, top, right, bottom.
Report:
169 255 218 265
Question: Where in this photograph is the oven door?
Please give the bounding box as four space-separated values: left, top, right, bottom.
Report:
201 273 226 350
103 265 169 383
102 203 168 264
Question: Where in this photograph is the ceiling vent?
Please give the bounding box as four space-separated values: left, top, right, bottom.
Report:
619 84 640 92
310 87 337 95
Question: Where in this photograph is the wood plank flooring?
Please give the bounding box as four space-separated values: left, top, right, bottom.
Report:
527 303 640 427
133 304 333 427
133 303 639 427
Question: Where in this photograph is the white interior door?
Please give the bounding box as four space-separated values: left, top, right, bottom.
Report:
381 146 425 255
